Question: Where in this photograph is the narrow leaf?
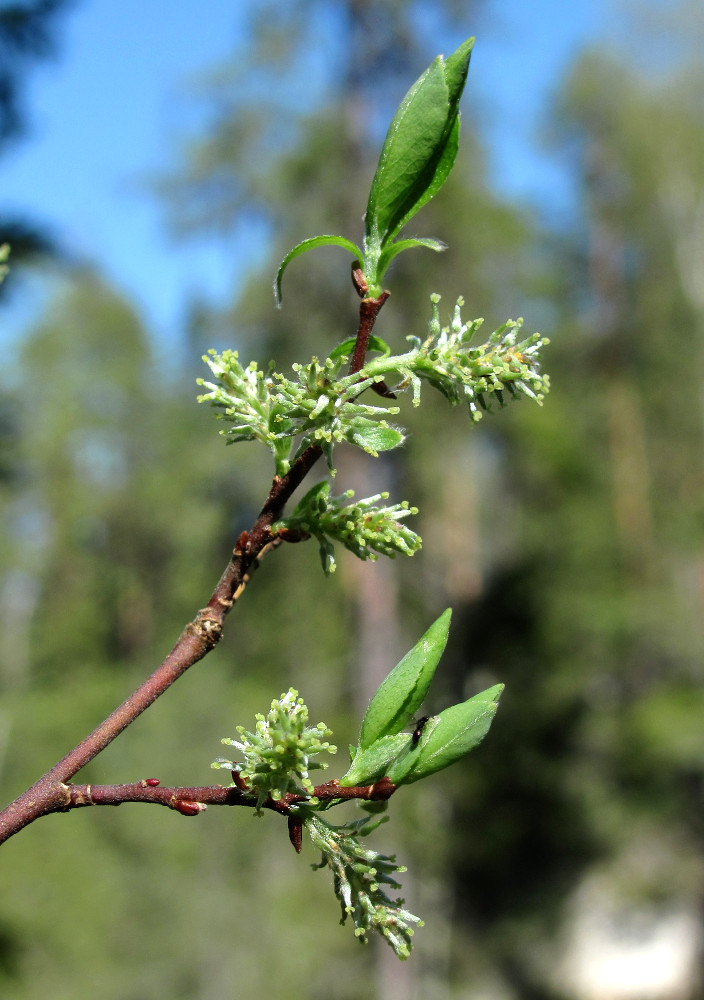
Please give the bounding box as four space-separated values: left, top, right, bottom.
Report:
359 609 452 750
274 234 362 306
376 237 447 285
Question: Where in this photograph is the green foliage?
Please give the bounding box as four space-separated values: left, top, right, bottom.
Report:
339 732 413 788
341 611 501 789
200 39 548 613
274 37 474 302
385 685 504 785
2 13 563 983
363 37 473 293
194 46 548 960
358 608 451 751
5 6 703 996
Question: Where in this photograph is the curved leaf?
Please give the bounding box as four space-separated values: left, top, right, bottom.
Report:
443 36 474 118
274 234 362 307
376 237 447 286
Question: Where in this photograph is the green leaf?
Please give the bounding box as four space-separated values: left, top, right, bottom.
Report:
329 334 391 361
392 683 504 785
274 234 362 306
442 36 474 116
346 419 404 456
385 716 440 784
364 39 473 256
365 56 448 249
338 733 411 787
376 236 447 286
383 115 461 261
359 609 452 751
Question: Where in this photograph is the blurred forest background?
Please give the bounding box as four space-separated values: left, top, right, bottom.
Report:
1 1 704 998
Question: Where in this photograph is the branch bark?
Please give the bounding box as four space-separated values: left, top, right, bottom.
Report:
18 776 396 824
62 776 395 811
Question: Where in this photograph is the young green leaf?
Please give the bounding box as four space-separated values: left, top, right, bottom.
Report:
376 237 447 286
358 609 452 751
384 715 440 784
390 683 504 785
363 37 473 288
274 234 362 306
338 732 411 787
346 419 404 455
364 55 449 249
329 334 391 361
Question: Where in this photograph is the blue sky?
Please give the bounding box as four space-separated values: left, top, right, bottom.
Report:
1 0 611 344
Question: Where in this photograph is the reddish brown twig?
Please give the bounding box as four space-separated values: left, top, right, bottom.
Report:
348 291 391 378
348 266 394 399
26 776 397 840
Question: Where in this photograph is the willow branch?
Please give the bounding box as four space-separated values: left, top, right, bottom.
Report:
38 776 396 822
1 282 398 846
0 444 323 846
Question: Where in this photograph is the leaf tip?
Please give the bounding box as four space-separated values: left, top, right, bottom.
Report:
273 277 283 309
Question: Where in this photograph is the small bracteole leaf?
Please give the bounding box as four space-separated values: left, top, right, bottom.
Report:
274 234 362 306
329 334 391 361
376 237 447 285
347 420 404 456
